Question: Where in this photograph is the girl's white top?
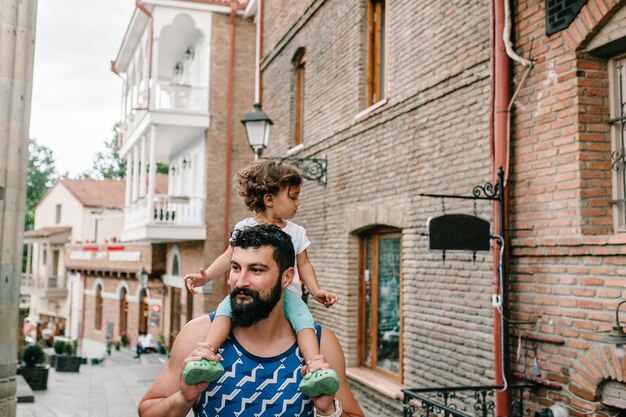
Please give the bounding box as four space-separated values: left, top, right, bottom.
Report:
234 218 310 296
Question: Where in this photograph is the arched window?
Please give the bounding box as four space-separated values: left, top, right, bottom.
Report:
172 254 180 276
359 227 402 380
95 285 103 331
119 287 128 335
139 289 148 334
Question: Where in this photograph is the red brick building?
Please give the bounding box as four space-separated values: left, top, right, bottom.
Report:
258 1 626 416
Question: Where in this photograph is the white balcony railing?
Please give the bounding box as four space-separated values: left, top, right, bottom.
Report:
21 273 67 298
124 194 205 230
155 83 208 113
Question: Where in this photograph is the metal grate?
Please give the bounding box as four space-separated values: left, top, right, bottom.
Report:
545 0 588 36
403 384 534 417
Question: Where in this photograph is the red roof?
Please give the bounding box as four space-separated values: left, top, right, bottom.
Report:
60 179 126 209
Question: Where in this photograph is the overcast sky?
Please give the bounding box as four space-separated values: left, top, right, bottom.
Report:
29 0 135 177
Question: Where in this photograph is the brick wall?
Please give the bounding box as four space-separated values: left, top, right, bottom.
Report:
509 1 626 416
262 0 626 416
262 1 495 415
82 275 162 353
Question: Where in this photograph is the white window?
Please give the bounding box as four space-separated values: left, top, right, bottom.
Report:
610 56 626 231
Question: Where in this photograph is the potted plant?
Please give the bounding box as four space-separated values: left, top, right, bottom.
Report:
120 331 129 347
50 339 66 368
17 343 49 390
56 341 81 372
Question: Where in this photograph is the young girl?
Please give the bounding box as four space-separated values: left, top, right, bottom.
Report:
183 159 340 398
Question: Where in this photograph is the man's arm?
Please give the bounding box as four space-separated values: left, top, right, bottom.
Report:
319 326 365 417
138 316 214 417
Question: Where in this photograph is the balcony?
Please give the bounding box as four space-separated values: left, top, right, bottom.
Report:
121 194 206 242
156 83 207 113
21 273 68 299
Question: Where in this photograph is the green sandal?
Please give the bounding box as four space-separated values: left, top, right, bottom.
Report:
298 369 340 397
183 359 224 385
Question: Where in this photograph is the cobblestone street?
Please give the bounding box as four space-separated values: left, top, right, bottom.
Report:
16 350 192 417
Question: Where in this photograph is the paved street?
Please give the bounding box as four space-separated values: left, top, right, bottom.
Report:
16 349 193 417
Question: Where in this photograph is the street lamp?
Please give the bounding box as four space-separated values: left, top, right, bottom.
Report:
598 300 626 358
241 102 273 159
240 103 327 185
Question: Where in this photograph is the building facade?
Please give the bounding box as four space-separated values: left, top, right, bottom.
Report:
73 0 258 358
21 179 125 356
260 1 626 416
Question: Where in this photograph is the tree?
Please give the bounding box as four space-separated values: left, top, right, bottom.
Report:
25 138 60 231
82 125 168 179
83 125 126 180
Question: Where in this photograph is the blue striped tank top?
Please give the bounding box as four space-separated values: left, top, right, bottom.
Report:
193 314 319 417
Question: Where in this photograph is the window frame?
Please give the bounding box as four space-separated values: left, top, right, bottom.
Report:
119 287 128 335
358 227 403 381
366 0 387 107
609 55 626 231
55 204 62 224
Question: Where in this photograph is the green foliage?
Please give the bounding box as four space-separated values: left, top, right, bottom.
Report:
120 333 129 347
23 343 45 367
63 341 75 356
25 138 61 231
81 126 126 180
80 125 169 179
53 340 66 355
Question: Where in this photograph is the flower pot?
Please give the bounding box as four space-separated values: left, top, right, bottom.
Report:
56 356 82 372
17 366 49 390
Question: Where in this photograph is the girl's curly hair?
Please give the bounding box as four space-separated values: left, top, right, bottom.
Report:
234 159 302 212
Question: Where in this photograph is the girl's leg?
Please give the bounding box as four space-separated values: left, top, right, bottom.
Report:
182 296 232 384
284 289 340 397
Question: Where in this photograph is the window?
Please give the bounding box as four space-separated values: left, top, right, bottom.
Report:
139 289 148 334
170 287 182 347
119 287 128 335
292 48 306 146
95 285 103 330
52 250 59 277
55 204 62 223
366 0 386 106
610 56 626 230
359 228 402 379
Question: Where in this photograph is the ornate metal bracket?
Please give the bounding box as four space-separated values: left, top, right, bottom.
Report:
279 156 327 186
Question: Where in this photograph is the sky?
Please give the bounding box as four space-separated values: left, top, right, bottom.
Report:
29 0 136 177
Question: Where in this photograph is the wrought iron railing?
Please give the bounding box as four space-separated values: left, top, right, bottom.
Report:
402 384 534 417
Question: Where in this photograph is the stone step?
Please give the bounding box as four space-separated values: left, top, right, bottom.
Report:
16 375 34 403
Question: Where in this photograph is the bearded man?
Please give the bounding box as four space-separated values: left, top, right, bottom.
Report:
139 224 364 417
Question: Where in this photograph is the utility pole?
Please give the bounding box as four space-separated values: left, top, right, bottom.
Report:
0 1 38 415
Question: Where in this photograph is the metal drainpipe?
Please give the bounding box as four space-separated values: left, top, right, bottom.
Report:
222 1 238 296
493 0 511 415
136 0 153 109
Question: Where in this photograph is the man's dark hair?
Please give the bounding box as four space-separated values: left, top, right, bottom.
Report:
229 224 295 277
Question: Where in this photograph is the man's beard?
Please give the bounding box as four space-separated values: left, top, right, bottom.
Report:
230 276 283 328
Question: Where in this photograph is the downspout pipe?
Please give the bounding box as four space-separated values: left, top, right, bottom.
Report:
223 0 237 296
136 0 153 110
493 1 511 416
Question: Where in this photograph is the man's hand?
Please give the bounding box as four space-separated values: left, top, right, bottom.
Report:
312 289 339 308
184 268 210 294
179 342 221 402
